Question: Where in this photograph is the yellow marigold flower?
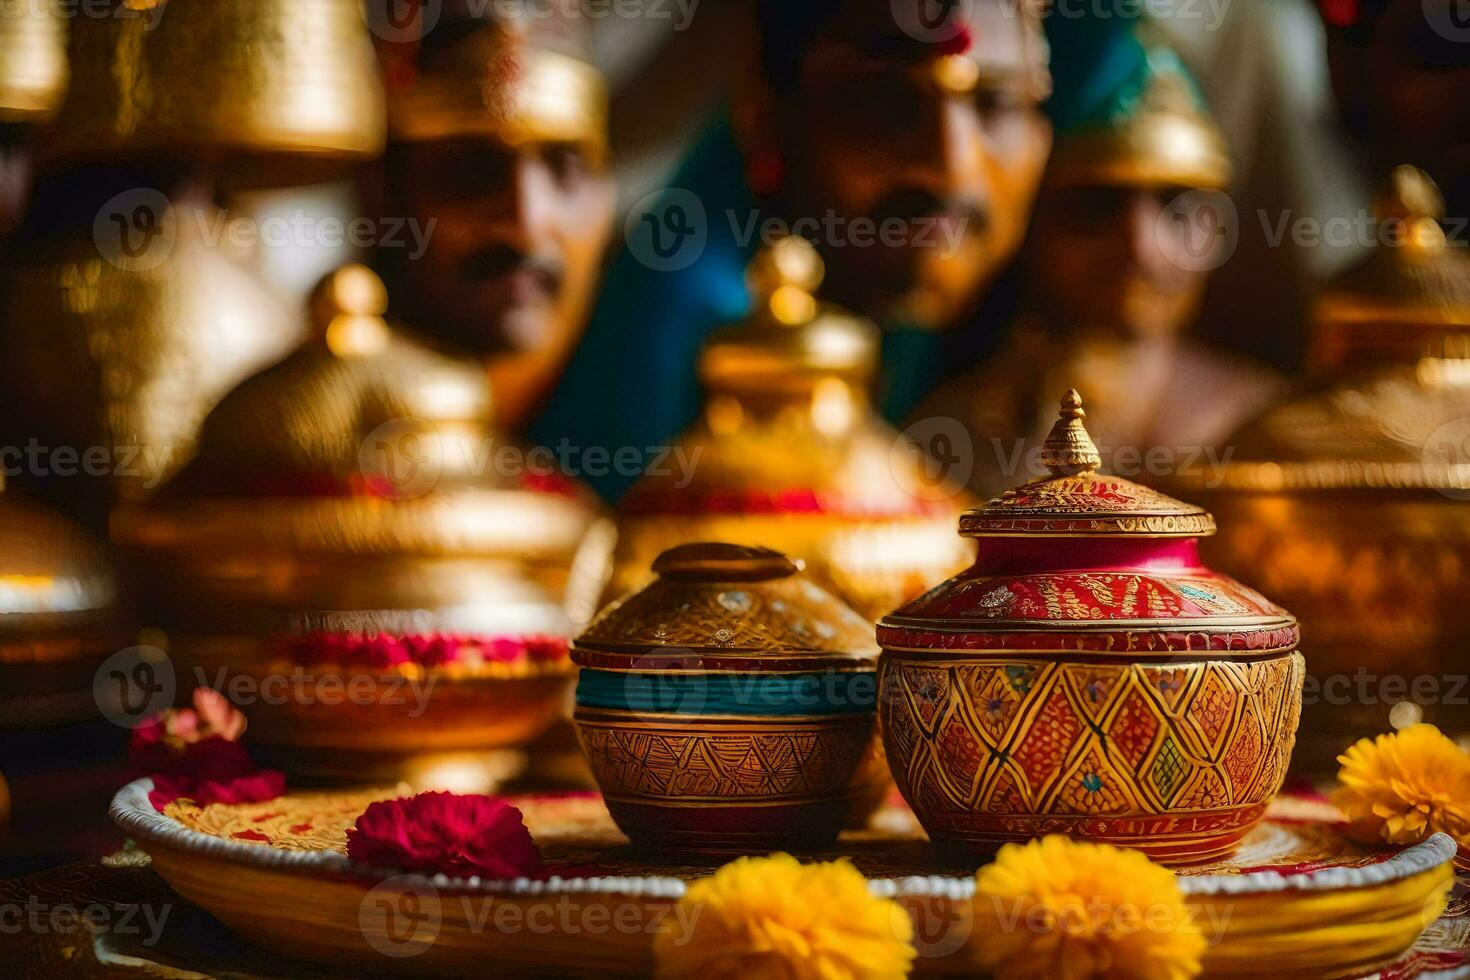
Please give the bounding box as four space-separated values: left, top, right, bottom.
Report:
972 835 1205 980
1334 723 1470 847
654 853 915 980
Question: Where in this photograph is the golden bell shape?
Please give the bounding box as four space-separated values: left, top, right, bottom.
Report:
2 191 303 510
1173 165 1470 771
1312 165 1470 372
44 0 384 165
0 474 127 728
610 237 976 621
0 0 66 123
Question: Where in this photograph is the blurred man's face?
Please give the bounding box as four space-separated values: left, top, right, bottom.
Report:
1366 2 1470 224
1325 0 1470 224
766 0 1051 329
389 134 613 417
1025 185 1207 342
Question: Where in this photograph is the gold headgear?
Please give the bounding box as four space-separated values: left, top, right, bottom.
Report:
382 12 608 166
43 0 385 164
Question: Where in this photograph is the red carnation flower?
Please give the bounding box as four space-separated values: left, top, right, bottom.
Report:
149 769 288 811
346 792 542 879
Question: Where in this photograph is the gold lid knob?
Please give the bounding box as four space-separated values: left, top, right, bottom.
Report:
1041 389 1102 476
652 543 802 582
310 265 389 358
747 237 823 326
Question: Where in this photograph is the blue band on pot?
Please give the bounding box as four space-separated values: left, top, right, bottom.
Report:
575 669 877 716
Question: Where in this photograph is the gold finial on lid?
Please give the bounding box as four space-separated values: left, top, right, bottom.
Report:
747 236 823 326
1041 389 1102 476
311 264 390 358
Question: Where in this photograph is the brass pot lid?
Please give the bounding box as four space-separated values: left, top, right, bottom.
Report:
574 543 878 672
959 390 1215 538
1176 168 1470 496
0 486 122 661
112 265 599 565
42 0 384 165
698 237 879 391
0 0 66 124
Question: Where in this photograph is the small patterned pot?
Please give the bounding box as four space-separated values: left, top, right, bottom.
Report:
572 543 880 853
878 392 1304 866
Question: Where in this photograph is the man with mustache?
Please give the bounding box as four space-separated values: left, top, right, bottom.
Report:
532 0 1053 499
915 20 1285 498
371 0 615 430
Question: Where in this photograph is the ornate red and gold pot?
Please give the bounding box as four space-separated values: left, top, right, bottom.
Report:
573 543 883 853
609 238 974 621
878 392 1304 866
112 267 606 787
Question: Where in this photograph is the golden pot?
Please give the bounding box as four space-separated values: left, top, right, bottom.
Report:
0 485 127 728
113 266 606 784
879 392 1303 866
610 238 975 622
1174 166 1470 771
43 0 383 166
573 542 883 853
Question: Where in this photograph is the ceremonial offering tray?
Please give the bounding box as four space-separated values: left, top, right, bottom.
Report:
109 783 1459 978
0 486 127 727
573 543 883 852
112 267 604 784
609 238 974 621
879 392 1304 865
1175 166 1470 768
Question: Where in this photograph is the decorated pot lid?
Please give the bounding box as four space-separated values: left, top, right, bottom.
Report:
880 392 1298 657
574 543 879 672
960 389 1215 539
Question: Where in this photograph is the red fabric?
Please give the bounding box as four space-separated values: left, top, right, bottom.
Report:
347 792 543 879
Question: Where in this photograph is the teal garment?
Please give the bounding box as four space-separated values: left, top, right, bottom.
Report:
530 114 947 503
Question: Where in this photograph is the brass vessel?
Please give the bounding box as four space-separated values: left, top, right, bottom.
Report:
0 0 66 123
3 191 303 504
611 238 975 620
112 266 607 785
0 477 127 728
1176 166 1470 770
44 0 384 164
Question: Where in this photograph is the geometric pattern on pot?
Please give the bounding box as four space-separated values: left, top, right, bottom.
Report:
575 712 872 802
879 654 1303 820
